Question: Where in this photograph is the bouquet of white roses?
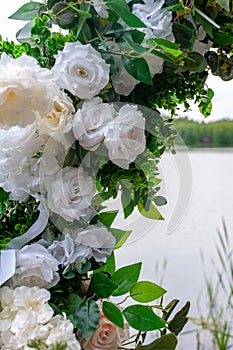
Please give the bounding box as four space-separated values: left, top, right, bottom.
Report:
0 0 232 349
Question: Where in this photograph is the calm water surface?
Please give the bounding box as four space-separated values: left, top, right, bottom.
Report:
112 149 233 349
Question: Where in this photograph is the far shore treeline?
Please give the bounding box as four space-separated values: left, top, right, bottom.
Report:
174 117 233 148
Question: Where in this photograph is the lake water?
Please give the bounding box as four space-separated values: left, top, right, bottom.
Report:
112 149 233 349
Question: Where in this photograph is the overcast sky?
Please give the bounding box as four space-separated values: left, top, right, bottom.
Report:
1 0 232 123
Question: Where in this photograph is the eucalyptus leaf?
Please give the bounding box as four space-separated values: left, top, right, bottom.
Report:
52 2 75 26
111 262 142 296
91 272 117 298
130 281 167 302
184 52 207 73
67 294 83 315
8 2 45 21
135 333 178 350
74 300 100 341
123 305 165 331
102 301 124 328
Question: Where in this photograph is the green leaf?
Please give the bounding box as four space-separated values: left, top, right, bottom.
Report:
198 88 214 118
8 2 45 21
168 301 190 335
212 30 233 46
216 0 230 12
111 262 142 296
67 4 92 18
121 188 134 219
98 210 118 227
163 299 180 321
91 272 117 298
122 56 153 85
130 281 167 303
67 294 83 315
52 2 75 26
138 201 164 220
74 300 100 341
94 251 116 275
184 52 207 73
105 0 146 28
135 333 178 350
76 3 91 38
110 228 132 249
173 22 195 49
146 38 182 57
161 3 182 11
123 305 165 331
102 301 124 328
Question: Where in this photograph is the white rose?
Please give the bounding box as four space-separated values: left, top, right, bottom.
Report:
44 166 96 223
52 42 110 100
72 97 115 150
0 53 59 128
74 224 116 263
38 90 75 141
6 244 60 289
0 123 44 202
104 105 146 169
132 0 174 41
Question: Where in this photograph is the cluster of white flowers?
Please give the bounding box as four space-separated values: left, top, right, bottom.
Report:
0 41 146 212
0 286 81 350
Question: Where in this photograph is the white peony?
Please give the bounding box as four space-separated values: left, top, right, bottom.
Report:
12 286 53 324
44 166 96 223
38 90 75 141
0 53 59 128
104 104 146 169
52 42 110 100
45 314 81 350
0 286 80 350
0 123 44 202
6 244 60 289
72 97 115 150
132 0 174 41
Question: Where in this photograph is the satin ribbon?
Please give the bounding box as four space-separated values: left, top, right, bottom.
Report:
0 201 49 286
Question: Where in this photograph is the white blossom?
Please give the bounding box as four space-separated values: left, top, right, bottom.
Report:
104 104 146 169
52 42 110 100
44 166 96 223
6 244 60 289
72 97 115 150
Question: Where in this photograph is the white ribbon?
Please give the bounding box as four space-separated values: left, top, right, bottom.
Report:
0 201 49 286
7 201 49 249
0 249 16 286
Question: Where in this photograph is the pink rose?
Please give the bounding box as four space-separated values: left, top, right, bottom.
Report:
78 303 129 350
